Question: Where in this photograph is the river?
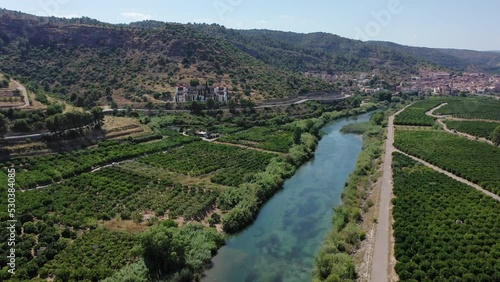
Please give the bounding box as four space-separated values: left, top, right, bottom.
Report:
203 112 372 282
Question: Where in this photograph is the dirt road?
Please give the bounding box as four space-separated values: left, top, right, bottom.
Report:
427 103 497 145
370 105 411 282
13 80 30 108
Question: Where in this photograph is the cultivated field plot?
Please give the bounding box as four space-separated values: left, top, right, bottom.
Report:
39 229 138 281
392 153 500 281
395 129 500 195
8 166 218 229
444 120 500 140
139 141 276 187
10 135 196 189
103 115 153 139
394 99 447 126
218 126 292 153
435 98 500 121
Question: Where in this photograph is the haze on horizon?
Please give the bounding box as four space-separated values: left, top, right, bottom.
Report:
1 0 499 51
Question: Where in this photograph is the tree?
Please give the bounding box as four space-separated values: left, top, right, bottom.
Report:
228 99 237 114
293 127 302 144
189 101 203 115
491 125 500 146
189 79 200 87
145 101 155 113
90 107 104 125
206 98 215 112
371 112 385 126
140 225 186 278
0 113 7 138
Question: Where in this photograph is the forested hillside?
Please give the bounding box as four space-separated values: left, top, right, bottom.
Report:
0 9 334 108
370 41 500 73
190 25 435 77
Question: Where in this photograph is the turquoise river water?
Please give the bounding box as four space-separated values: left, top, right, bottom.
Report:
202 112 372 282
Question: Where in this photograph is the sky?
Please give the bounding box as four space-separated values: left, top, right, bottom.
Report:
1 0 499 51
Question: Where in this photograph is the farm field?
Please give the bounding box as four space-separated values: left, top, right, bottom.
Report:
39 229 138 281
435 98 500 121
392 153 500 281
395 129 500 195
218 126 292 153
10 134 197 189
8 165 220 227
444 120 500 140
102 115 153 140
139 141 276 187
394 99 447 126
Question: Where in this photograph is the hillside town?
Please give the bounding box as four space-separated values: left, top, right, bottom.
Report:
305 70 500 96
397 71 500 95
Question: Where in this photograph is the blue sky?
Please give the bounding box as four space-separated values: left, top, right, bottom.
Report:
1 0 499 51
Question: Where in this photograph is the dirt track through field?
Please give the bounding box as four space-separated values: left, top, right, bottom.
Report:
211 141 285 156
427 103 497 146
394 149 500 201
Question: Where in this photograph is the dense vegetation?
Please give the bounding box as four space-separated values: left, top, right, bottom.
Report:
394 99 446 126
190 26 433 80
139 141 275 187
444 120 500 140
395 130 500 195
392 153 500 281
313 115 384 282
103 223 225 282
371 41 500 73
218 126 292 153
435 98 500 121
39 229 138 281
0 106 102 135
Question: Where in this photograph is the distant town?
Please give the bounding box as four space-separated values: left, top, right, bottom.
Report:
305 70 500 96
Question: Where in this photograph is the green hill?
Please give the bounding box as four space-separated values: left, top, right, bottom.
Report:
0 9 334 108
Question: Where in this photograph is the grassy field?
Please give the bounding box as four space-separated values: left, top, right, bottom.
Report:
103 116 153 139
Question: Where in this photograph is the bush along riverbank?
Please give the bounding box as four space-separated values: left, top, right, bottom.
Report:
220 103 380 233
312 110 389 282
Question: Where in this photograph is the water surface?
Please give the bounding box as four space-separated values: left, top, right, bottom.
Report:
203 112 372 282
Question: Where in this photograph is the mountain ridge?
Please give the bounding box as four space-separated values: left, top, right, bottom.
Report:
0 8 498 108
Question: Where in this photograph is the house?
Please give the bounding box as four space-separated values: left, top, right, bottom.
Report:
174 83 228 104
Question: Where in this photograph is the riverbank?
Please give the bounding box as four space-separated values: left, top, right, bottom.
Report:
312 108 396 282
220 103 380 234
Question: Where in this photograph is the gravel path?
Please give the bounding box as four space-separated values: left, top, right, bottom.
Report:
370 104 412 282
